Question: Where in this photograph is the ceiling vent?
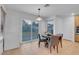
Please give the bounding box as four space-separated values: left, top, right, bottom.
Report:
44 4 50 7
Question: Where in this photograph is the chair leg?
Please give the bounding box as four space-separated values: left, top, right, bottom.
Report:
50 46 52 53
45 42 48 48
45 42 46 47
38 41 40 47
56 45 58 53
53 45 55 50
47 43 49 48
60 39 62 48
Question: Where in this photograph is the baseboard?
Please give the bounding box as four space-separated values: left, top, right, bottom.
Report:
63 38 73 42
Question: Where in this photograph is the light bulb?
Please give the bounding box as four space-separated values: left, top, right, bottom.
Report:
36 17 42 21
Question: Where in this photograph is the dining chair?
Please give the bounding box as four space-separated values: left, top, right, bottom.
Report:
38 34 48 47
56 34 63 48
50 35 60 53
59 34 63 48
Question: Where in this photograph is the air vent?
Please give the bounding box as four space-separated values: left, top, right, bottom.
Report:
44 4 50 7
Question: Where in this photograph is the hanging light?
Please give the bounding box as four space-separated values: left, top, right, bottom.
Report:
36 8 42 21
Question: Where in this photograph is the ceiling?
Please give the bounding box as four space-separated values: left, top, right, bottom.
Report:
4 4 79 18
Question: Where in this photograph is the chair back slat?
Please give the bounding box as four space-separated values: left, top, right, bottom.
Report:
50 35 60 46
38 34 41 40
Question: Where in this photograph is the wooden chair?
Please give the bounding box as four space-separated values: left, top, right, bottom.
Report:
56 34 63 48
50 35 60 53
59 34 63 48
38 34 48 47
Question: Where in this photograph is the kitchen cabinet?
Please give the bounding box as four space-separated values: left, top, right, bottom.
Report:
75 16 79 42
75 16 79 27
75 34 79 42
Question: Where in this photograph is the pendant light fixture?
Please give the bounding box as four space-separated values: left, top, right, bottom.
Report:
36 4 50 21
36 8 42 21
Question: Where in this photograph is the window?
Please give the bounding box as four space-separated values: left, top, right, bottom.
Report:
22 19 38 42
22 20 32 41
47 21 53 34
32 22 38 40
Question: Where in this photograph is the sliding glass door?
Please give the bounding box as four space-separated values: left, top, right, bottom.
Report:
22 19 38 42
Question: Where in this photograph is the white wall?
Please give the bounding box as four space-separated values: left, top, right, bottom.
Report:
54 16 75 42
0 7 1 32
62 16 75 42
4 9 38 50
39 20 47 35
54 17 63 34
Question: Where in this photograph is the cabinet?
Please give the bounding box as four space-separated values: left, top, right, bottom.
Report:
75 16 79 27
75 35 79 42
75 16 79 42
